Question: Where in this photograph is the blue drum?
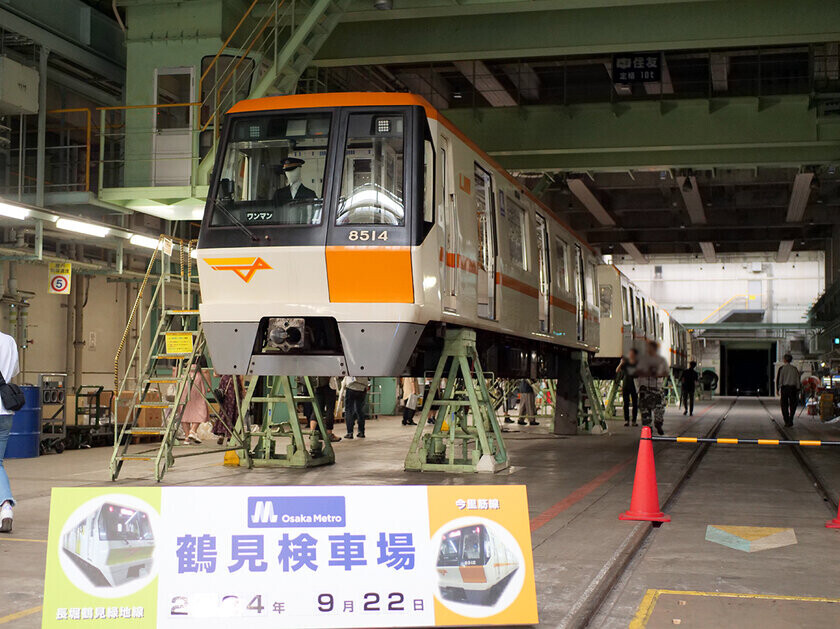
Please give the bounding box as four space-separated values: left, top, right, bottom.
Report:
5 386 40 459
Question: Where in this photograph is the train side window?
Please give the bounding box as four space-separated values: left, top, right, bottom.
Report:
555 238 569 292
587 263 598 306
600 284 613 318
336 113 405 226
482 528 493 561
505 195 527 270
423 132 435 229
621 286 630 324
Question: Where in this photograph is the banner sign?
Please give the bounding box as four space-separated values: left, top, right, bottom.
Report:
48 262 72 295
43 486 538 628
611 52 662 83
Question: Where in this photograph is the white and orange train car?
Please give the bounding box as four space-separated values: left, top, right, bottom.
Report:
197 93 602 378
592 265 690 379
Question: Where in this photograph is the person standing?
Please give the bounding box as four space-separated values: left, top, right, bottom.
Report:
679 361 700 416
636 341 669 435
0 330 20 533
310 377 341 442
777 354 801 427
180 357 209 444
213 374 244 445
342 376 369 439
617 348 639 427
517 379 539 426
401 377 419 426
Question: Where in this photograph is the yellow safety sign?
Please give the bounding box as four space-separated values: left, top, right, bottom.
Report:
164 332 194 355
48 263 72 295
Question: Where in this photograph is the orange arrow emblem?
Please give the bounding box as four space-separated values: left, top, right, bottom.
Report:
204 257 272 283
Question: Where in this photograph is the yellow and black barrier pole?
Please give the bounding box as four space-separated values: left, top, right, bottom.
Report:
646 436 840 447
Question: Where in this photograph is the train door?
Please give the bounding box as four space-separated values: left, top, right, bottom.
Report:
474 164 497 320
440 136 457 312
535 213 550 332
573 244 585 343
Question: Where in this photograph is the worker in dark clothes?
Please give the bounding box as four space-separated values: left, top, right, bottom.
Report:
273 157 316 204
617 348 639 427
679 361 699 416
517 379 539 426
777 354 801 427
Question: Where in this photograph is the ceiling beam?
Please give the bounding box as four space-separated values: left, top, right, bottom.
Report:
566 178 616 226
453 60 517 107
785 172 814 221
317 0 840 66
676 175 706 224
621 242 647 264
443 95 837 171
699 241 717 263
586 224 825 244
776 239 794 262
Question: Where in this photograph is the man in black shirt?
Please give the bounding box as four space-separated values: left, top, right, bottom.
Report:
679 361 699 416
617 348 639 427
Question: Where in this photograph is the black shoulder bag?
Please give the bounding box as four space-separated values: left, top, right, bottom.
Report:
0 370 25 412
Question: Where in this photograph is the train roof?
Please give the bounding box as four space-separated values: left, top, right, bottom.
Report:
227 92 593 253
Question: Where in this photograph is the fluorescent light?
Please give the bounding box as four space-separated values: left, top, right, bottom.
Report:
0 201 30 220
55 218 110 237
129 234 162 250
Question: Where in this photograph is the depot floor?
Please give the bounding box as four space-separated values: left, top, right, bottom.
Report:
3 397 840 628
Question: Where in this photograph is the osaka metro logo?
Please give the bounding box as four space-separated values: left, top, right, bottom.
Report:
204 257 272 283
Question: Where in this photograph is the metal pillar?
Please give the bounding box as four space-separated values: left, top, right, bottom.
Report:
405 328 509 473
36 47 49 208
666 371 681 406
235 375 335 468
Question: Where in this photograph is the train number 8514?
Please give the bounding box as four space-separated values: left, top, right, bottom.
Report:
348 229 388 242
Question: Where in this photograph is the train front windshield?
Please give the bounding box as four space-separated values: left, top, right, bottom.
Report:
98 505 153 542
212 113 332 227
437 525 489 567
210 111 406 229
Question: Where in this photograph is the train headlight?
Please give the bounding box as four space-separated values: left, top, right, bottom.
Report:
265 317 305 352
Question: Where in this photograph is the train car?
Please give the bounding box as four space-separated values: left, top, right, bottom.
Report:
62 502 155 587
436 523 519 606
196 93 601 378
592 265 689 379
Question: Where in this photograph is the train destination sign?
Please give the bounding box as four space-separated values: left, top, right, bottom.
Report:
43 485 538 628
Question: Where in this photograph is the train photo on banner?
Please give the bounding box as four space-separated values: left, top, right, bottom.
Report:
591 265 691 380
61 502 155 588
436 522 520 606
196 93 602 380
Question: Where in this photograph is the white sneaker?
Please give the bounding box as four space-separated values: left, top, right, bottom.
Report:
188 434 202 444
0 502 12 533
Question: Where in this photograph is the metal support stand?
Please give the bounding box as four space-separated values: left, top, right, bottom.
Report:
578 353 608 433
666 371 681 407
405 328 509 473
234 376 335 469
604 373 622 419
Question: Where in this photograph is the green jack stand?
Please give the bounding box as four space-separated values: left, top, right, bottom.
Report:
603 373 622 419
235 376 335 468
665 371 681 407
578 353 608 433
405 328 509 473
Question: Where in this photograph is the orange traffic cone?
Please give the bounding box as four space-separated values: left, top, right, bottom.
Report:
619 426 671 523
826 501 840 529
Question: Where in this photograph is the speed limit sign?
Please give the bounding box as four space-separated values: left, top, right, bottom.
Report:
48 262 72 295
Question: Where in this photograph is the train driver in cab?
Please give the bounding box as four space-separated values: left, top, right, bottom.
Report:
273 157 316 204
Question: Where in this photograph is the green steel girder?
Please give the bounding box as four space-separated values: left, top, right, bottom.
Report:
441 95 840 171
317 0 840 66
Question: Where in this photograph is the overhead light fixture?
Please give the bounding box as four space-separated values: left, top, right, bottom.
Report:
373 0 392 8
56 218 110 238
0 201 30 220
129 234 162 250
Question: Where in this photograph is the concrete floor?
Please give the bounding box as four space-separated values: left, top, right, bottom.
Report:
2 397 839 627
